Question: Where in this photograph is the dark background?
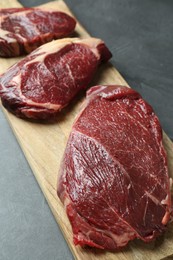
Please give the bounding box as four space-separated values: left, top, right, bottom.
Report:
0 1 172 260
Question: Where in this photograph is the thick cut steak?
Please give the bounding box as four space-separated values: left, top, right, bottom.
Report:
0 7 76 57
58 85 172 250
0 38 111 120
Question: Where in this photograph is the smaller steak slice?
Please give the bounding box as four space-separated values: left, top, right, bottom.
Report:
0 7 76 57
0 38 111 120
58 85 172 250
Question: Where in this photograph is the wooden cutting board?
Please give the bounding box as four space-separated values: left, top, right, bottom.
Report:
1 1 173 259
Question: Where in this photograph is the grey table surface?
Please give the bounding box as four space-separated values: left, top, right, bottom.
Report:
0 0 173 259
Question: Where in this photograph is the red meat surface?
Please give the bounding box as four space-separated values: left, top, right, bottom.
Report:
0 38 111 119
0 7 76 57
58 85 172 250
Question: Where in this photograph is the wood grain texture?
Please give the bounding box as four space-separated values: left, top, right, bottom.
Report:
0 1 173 259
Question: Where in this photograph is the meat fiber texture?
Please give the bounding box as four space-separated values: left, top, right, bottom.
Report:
0 7 76 57
58 85 172 250
0 38 111 120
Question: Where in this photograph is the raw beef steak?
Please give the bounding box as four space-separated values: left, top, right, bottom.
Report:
58 85 172 250
0 7 76 57
0 38 111 120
